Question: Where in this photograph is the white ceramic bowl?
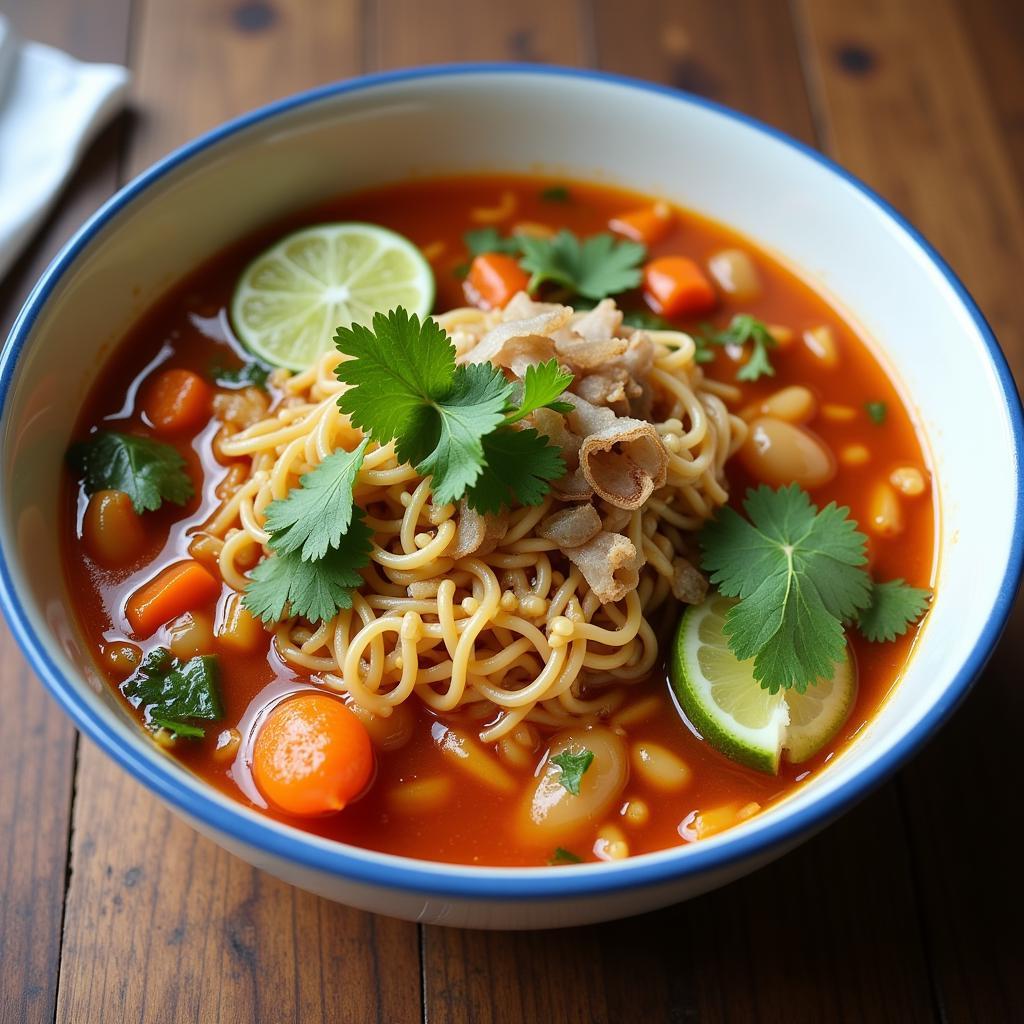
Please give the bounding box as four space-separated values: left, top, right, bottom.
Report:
2 66 1021 930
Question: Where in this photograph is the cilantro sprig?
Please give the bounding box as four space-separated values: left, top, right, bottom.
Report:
696 314 778 381
335 308 570 511
69 431 194 514
700 485 930 692
518 230 646 300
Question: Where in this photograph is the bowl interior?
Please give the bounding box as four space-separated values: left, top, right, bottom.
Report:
1 68 1019 889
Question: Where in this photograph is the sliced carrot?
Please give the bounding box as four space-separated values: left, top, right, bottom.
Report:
253 693 374 817
609 202 674 246
642 256 718 317
466 253 530 310
125 559 221 638
143 368 213 436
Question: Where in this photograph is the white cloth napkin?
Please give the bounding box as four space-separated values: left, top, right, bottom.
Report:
0 15 130 281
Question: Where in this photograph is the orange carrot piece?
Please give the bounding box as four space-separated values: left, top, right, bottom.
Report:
466 253 530 310
253 694 374 817
125 559 221 638
642 256 718 317
609 202 674 245
143 368 213 436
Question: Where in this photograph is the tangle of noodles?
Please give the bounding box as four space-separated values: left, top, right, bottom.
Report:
200 299 748 742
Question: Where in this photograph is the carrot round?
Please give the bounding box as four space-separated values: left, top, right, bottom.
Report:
467 253 530 310
143 368 212 436
643 256 718 317
125 559 221 638
253 694 374 817
609 202 674 246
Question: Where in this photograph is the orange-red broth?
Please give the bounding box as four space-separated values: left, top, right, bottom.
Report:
63 176 935 866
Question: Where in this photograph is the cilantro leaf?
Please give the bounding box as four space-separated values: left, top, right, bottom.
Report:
700 485 872 692
336 310 514 505
865 401 888 425
856 579 930 642
412 363 513 504
464 227 523 258
540 185 571 203
210 359 272 391
518 230 646 301
123 649 222 738
697 314 777 382
68 431 194 514
264 440 369 561
504 359 574 423
549 846 582 865
467 428 565 515
243 516 373 623
550 748 595 795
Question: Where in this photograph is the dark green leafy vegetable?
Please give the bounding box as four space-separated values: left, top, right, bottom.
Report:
122 649 222 739
865 401 888 425
549 846 583 864
540 185 571 203
550 748 594 795
463 227 523 258
68 431 193 514
210 359 272 391
622 309 673 330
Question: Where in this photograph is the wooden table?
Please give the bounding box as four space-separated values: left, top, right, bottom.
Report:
2 1 1021 1021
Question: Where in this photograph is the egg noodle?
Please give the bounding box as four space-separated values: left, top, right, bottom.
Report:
201 300 747 742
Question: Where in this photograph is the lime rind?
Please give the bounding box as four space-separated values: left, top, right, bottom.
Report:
230 222 435 371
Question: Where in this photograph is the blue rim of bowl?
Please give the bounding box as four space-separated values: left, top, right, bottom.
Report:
2 64 1022 902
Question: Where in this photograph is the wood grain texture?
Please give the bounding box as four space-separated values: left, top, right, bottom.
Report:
126 0 363 175
56 744 421 1024
796 0 1024 1018
0 3 131 1022
55 3 422 1022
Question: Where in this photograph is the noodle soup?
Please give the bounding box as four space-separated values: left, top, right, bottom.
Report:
63 176 934 866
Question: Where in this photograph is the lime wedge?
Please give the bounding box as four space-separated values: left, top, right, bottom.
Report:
230 223 435 370
670 595 856 773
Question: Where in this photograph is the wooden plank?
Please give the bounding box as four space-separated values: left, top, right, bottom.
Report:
795 0 1024 1018
367 0 589 69
56 4 423 1022
0 4 131 1023
411 2 936 1020
955 0 1024 194
126 0 362 175
56 743 421 1024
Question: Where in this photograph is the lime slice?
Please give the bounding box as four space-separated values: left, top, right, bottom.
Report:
670 595 856 773
783 653 857 763
230 223 435 370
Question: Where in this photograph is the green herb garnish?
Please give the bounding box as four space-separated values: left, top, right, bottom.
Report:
68 431 193 514
700 485 929 692
856 579 931 643
518 230 646 301
549 846 583 865
540 185 571 203
550 748 594 795
123 649 222 739
244 534 373 624
696 314 777 381
263 440 369 561
210 359 272 391
865 401 888 425
335 308 569 511
463 227 524 258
